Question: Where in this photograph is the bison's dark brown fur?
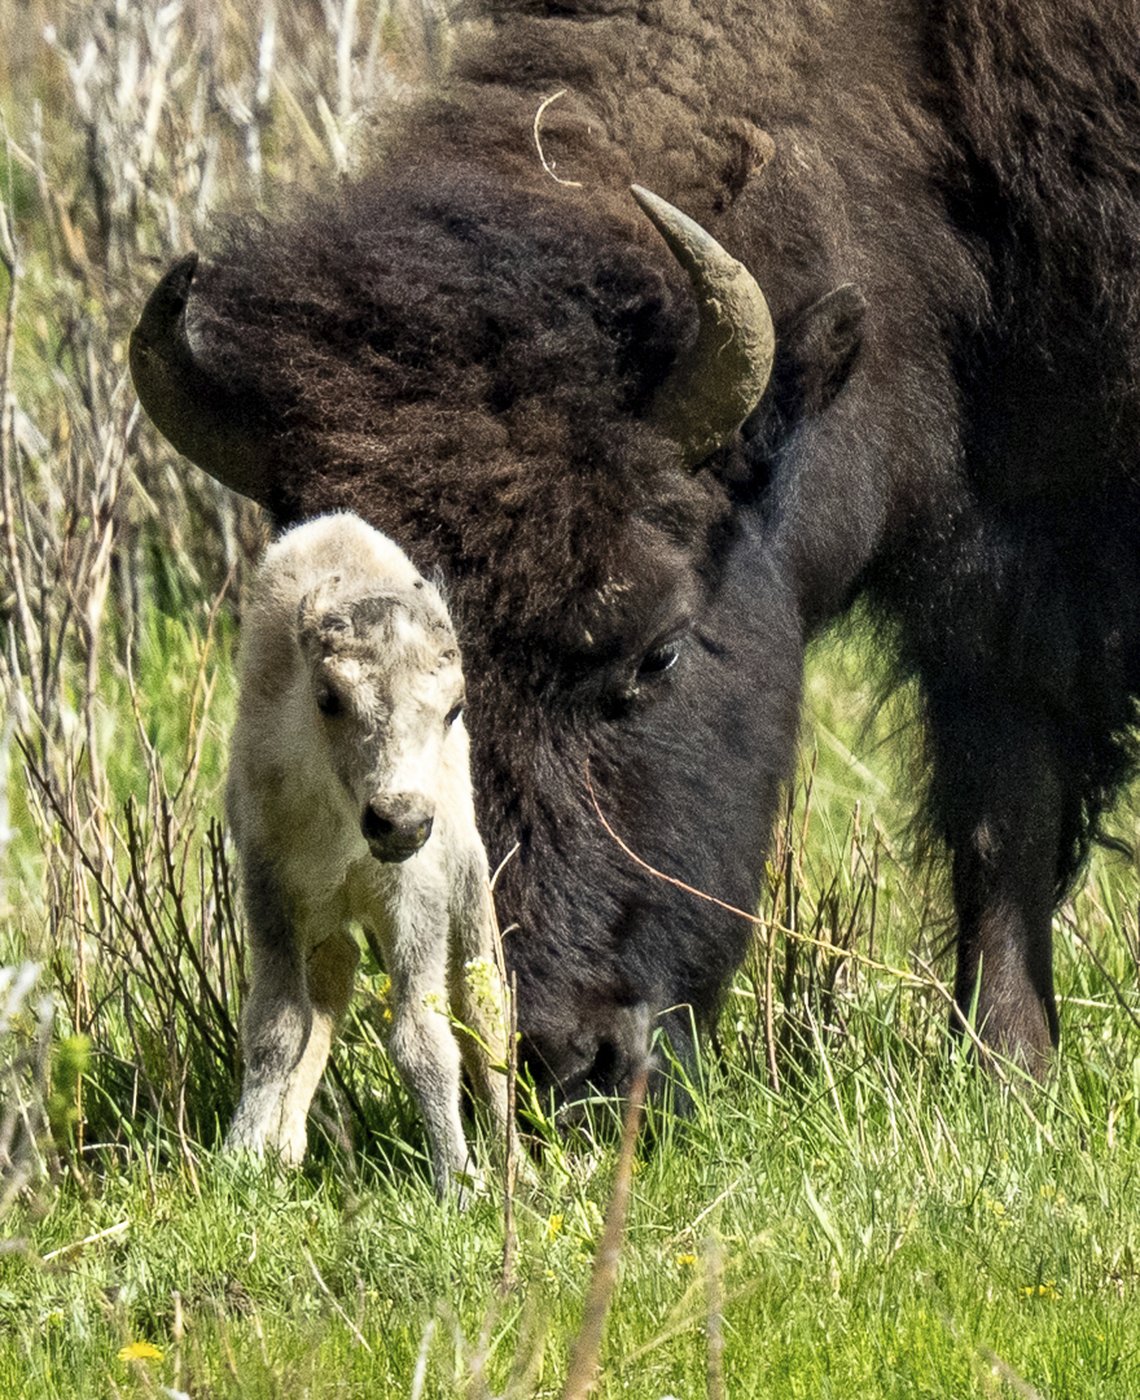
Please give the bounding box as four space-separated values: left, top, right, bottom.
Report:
134 0 1140 1095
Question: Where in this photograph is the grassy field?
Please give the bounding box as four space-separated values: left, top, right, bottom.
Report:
1 3 1139 1396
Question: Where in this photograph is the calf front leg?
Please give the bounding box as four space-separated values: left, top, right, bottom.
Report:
450 859 510 1141
275 927 359 1155
387 983 471 1199
227 850 357 1163
928 699 1064 1072
368 876 472 1199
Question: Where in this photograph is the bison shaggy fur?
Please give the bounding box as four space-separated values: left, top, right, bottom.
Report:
132 0 1140 1095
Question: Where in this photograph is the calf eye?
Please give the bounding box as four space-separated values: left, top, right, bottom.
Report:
637 638 682 678
316 688 342 718
445 702 464 727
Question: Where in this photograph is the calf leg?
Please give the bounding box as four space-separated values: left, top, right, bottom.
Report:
387 961 471 1198
276 928 359 1154
368 880 472 1199
227 850 357 1163
450 865 510 1140
928 699 1063 1071
226 850 311 1161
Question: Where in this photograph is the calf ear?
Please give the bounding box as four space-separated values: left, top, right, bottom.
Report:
775 283 866 422
298 576 352 656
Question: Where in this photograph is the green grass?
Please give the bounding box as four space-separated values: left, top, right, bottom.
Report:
3 624 1139 1398
1 977 1138 1397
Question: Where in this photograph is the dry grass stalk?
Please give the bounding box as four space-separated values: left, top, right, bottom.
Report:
0 963 55 1217
703 1234 726 1400
500 969 521 1296
560 1061 649 1400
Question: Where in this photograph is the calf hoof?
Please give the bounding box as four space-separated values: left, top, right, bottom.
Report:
225 1110 309 1167
445 1164 486 1211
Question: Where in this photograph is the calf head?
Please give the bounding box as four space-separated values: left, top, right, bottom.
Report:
297 581 466 864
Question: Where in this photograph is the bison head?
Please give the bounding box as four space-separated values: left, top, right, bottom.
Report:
131 169 863 1105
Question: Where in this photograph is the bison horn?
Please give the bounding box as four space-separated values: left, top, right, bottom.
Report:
631 185 774 466
129 254 271 502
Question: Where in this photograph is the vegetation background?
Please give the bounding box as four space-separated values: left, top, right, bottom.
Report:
0 2 1137 1395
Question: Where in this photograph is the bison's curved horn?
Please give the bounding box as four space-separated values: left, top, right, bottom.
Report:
631 185 775 466
129 254 271 502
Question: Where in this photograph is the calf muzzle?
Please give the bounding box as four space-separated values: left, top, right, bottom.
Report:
362 798 434 862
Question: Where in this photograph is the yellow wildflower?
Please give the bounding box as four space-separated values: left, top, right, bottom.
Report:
463 957 505 1026
118 1341 164 1363
546 1213 564 1240
1021 1281 1059 1299
675 1252 698 1268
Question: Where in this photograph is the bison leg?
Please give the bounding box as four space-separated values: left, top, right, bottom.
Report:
929 701 1062 1071
226 849 312 1162
387 967 472 1200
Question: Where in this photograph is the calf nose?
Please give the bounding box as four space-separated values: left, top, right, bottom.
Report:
361 796 434 861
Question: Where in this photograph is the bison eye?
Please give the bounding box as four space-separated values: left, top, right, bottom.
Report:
316 688 342 718
637 638 682 679
445 702 464 728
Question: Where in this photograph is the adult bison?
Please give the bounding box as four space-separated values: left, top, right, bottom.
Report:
131 1 1140 1096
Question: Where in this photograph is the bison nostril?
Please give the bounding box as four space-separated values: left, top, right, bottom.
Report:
361 803 434 858
361 806 396 842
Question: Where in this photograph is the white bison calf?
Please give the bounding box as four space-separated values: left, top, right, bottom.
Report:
225 513 508 1197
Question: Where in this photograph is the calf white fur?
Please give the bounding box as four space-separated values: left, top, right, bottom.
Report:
225 513 508 1197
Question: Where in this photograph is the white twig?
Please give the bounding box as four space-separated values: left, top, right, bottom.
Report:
410 1316 436 1400
302 1248 373 1353
41 1218 129 1263
533 90 582 188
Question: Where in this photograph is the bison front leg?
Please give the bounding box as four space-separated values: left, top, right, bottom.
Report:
227 953 312 1164
929 701 1062 1072
226 850 311 1162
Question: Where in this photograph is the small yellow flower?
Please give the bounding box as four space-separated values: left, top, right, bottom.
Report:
1021 1281 1059 1299
463 956 504 1024
372 975 394 1024
675 1252 698 1268
118 1341 164 1363
546 1213 564 1240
